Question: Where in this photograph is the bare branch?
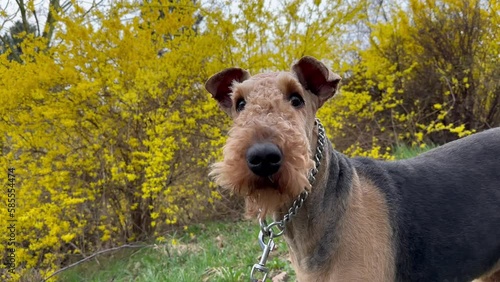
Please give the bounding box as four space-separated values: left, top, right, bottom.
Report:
42 243 155 282
14 0 30 32
82 0 105 18
1 1 20 33
61 0 73 13
32 4 41 36
42 0 60 48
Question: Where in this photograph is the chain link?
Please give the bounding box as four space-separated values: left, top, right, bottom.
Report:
250 119 326 282
308 118 325 184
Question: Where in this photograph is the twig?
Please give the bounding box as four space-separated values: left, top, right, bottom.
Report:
42 243 152 282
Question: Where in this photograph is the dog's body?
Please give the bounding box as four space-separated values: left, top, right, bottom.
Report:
360 128 500 282
205 56 500 281
287 128 500 282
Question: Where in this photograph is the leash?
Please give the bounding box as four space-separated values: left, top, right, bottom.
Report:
250 119 326 282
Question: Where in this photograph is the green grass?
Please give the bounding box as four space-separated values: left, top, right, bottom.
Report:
58 220 294 282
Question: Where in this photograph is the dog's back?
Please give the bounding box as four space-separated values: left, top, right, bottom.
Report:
354 128 500 282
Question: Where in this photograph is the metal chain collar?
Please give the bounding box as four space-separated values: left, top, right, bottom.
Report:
250 118 326 282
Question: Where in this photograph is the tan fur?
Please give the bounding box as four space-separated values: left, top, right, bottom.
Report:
479 272 500 282
292 174 395 282
475 261 500 282
210 73 315 217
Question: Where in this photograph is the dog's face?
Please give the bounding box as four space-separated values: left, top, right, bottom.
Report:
206 56 341 216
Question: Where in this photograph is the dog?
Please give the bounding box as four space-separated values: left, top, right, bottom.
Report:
205 56 500 281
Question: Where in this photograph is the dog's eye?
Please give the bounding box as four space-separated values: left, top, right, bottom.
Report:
289 93 304 108
236 98 246 112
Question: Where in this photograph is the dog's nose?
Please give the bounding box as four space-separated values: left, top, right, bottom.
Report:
246 143 282 177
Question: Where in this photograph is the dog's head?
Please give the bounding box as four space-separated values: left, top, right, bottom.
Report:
206 56 341 216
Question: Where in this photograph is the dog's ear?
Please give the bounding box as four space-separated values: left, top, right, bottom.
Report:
292 56 341 107
205 68 250 113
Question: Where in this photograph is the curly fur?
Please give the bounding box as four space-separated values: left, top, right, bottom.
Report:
210 73 315 216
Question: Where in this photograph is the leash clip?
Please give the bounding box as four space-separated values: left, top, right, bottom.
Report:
250 230 275 281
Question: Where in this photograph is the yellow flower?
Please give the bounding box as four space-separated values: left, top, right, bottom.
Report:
61 233 75 243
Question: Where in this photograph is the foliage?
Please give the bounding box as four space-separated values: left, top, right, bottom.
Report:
335 0 499 150
0 20 37 62
0 0 229 280
0 0 498 280
318 0 499 159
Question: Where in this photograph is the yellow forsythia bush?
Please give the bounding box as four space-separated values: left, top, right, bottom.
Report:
0 1 229 280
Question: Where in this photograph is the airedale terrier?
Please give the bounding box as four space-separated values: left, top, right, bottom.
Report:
205 56 500 282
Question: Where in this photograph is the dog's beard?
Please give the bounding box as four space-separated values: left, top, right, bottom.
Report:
211 153 312 217
210 115 314 216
